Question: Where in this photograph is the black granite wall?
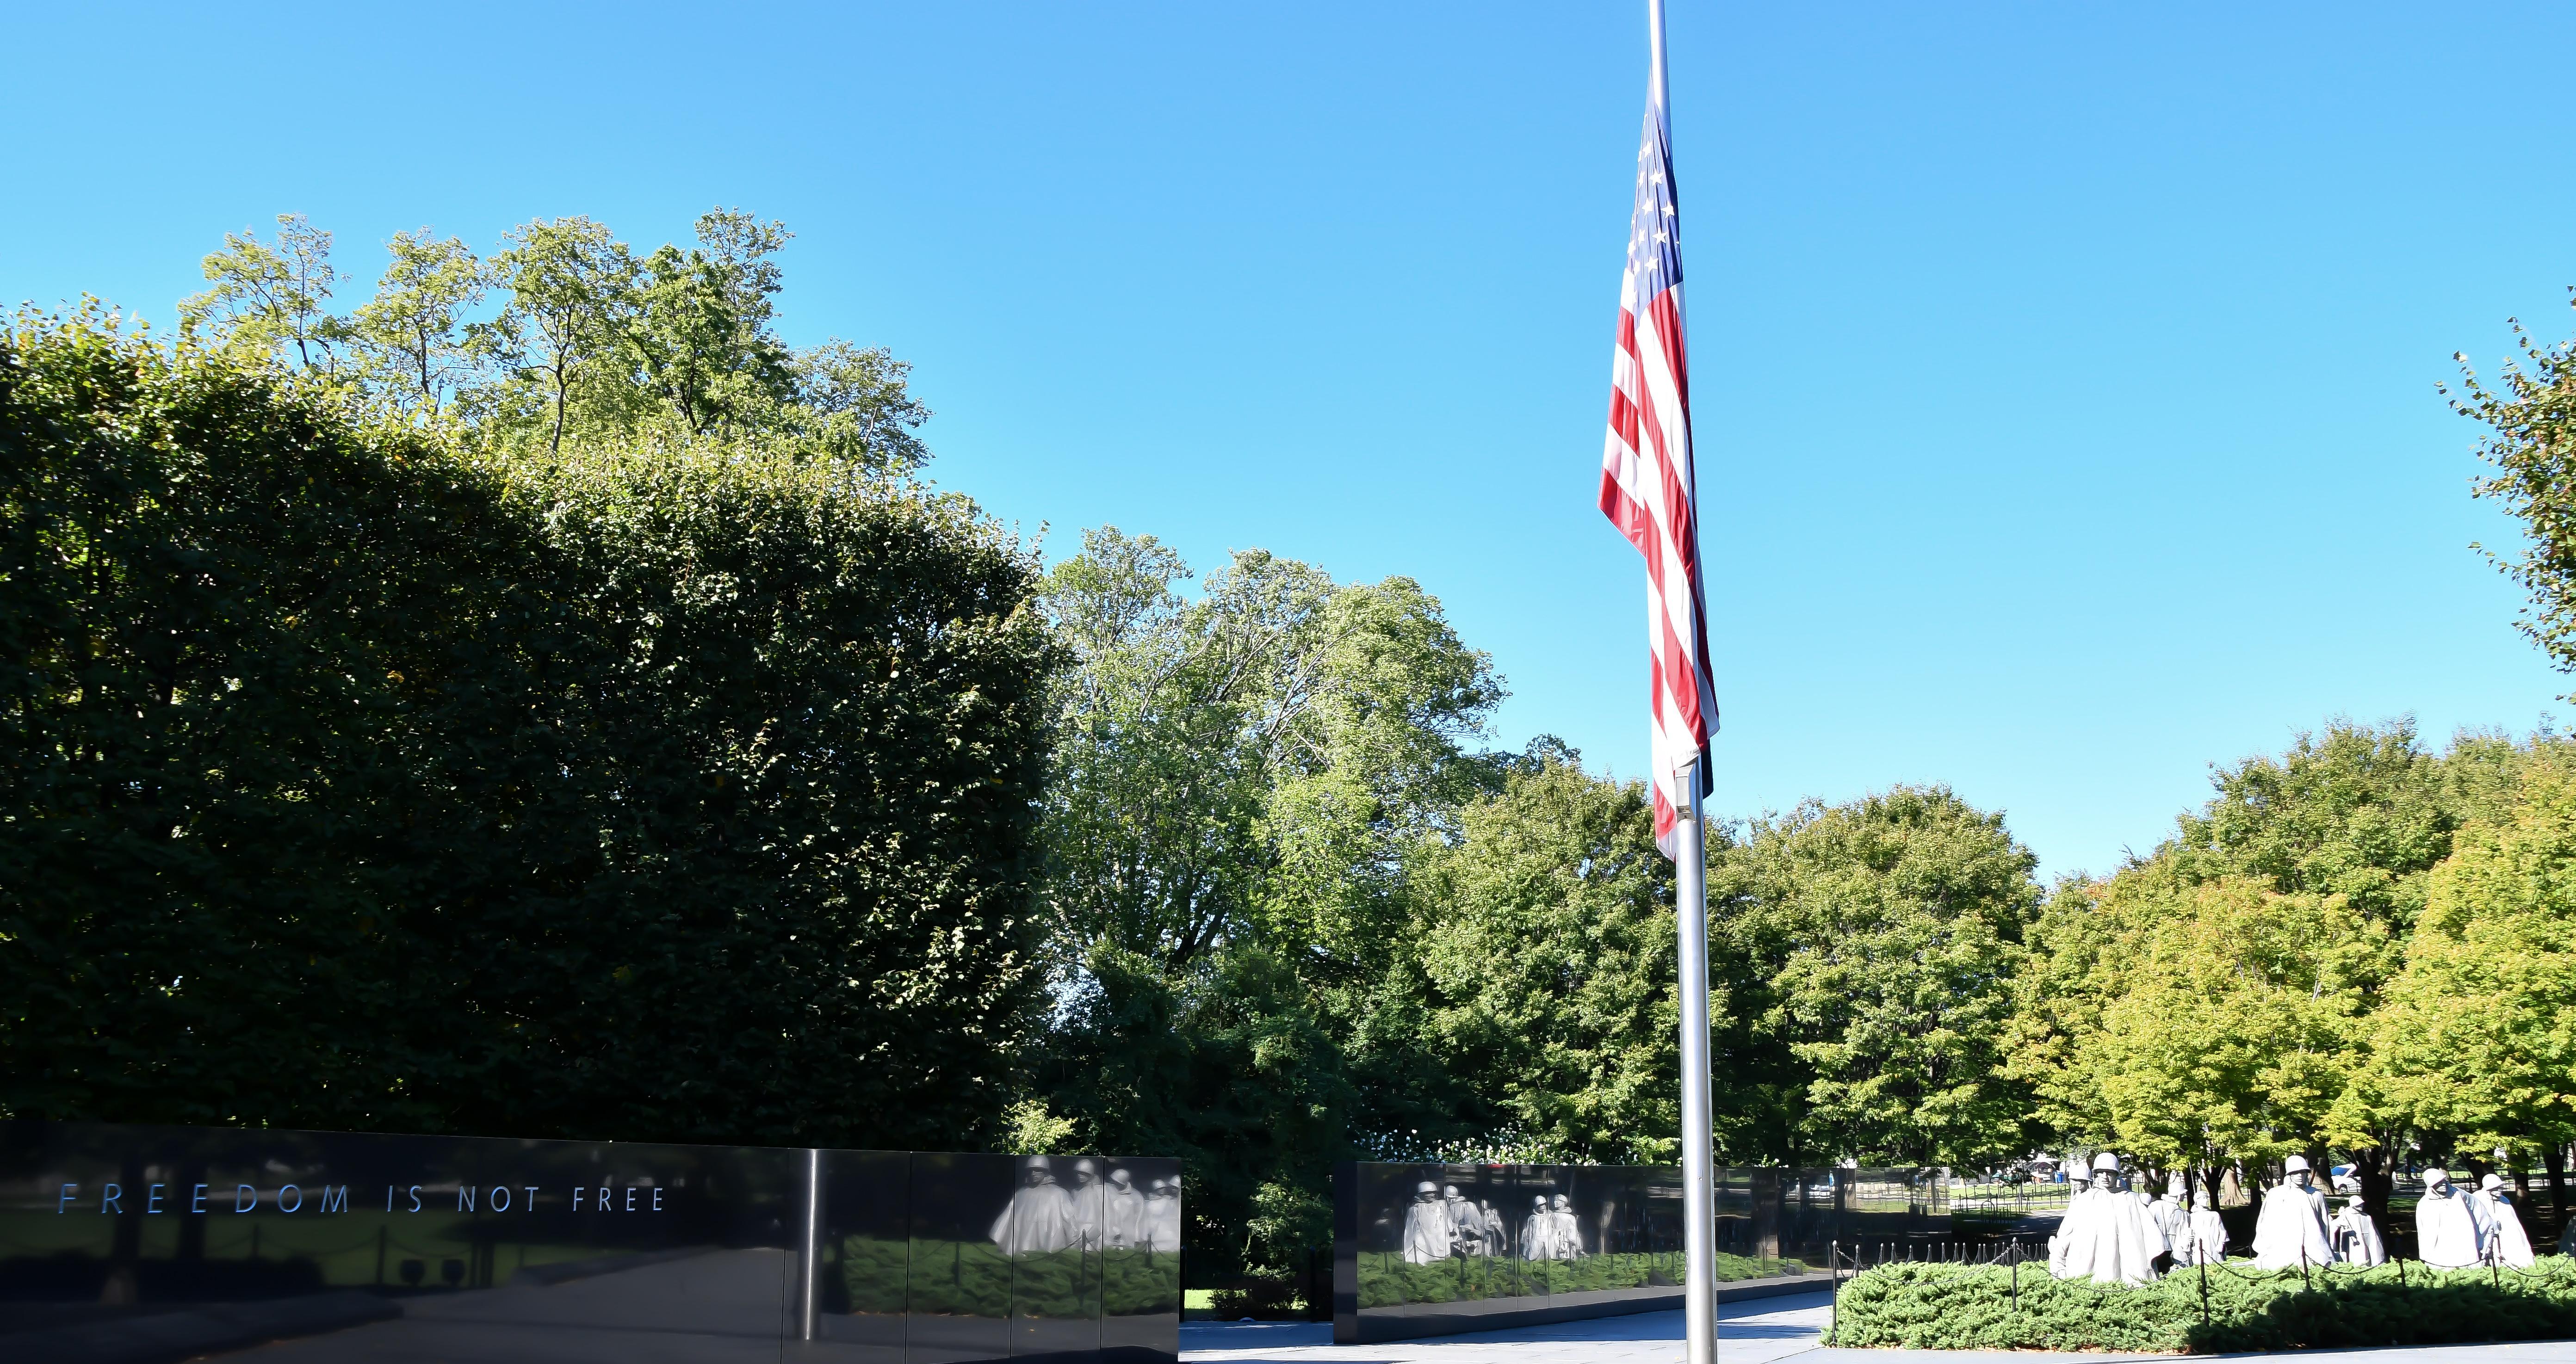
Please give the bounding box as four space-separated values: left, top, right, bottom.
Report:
0 1121 1178 1364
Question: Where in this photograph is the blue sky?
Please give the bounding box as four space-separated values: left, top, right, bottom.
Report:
11 1 2576 880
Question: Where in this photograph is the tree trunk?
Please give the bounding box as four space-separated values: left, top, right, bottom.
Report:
2547 1144 2570 1242
2353 1146 2397 1247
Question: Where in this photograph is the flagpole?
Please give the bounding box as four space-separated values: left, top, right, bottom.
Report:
1646 6 1719 1356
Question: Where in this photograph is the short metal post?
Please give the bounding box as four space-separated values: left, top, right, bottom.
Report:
1827 1241 1839 1345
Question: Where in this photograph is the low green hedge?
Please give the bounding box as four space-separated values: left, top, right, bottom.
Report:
1833 1256 2576 1353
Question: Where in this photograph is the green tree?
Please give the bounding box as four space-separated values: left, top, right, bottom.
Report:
179 213 346 376
1716 786 2040 1166
620 209 799 437
792 337 932 474
2447 291 2576 685
346 229 490 420
1406 753 1681 1162
2087 874 2367 1193
491 215 640 452
177 209 938 474
2379 750 2576 1222
2160 721 2528 1202
1028 525 1503 1290
1035 526 1499 972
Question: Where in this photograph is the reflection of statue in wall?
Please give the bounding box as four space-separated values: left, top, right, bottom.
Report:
1479 1201 1510 1257
1103 1167 1146 1250
2413 1168 2483 1269
1403 1181 1452 1264
2478 1174 2537 1268
1519 1196 1554 1260
2328 1197 2385 1266
1144 1177 1183 1253
1548 1194 1587 1259
1443 1185 1486 1256
2250 1156 2332 1270
2047 1153 2165 1285
1068 1158 1105 1249
992 1156 1078 1254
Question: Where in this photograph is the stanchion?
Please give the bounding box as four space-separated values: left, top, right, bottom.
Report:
1827 1240 1839 1346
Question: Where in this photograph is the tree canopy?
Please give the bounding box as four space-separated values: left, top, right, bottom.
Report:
0 304 1052 1149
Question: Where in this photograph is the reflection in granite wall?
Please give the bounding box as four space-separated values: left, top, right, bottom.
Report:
1331 1161 1942 1340
0 1121 1177 1364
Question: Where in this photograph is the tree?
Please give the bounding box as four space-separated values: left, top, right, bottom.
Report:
1035 526 1499 973
1716 786 2041 1166
1406 753 1680 1163
2378 749 2576 1223
347 229 490 420
491 215 639 452
620 209 799 437
2087 875 2367 1199
2448 290 2576 686
2156 720 2529 1207
793 338 932 474
179 214 345 376
1028 525 1502 1291
176 209 939 475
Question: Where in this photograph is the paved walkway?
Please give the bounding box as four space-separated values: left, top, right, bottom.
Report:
1179 1291 2576 1364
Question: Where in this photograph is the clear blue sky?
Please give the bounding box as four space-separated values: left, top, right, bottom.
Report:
11 1 2576 880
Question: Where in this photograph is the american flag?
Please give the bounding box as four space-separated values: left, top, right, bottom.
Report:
1598 75 1717 859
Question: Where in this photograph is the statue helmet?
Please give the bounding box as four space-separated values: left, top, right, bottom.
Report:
2422 1166 2452 1188
2090 1153 2121 1173
2481 1173 2505 1191
1415 1181 1438 1197
2283 1155 2311 1174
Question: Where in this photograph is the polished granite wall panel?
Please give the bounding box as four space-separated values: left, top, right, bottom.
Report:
1331 1160 1944 1343
0 1121 1177 1364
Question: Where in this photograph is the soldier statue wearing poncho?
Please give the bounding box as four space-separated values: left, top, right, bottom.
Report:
2147 1174 2188 1260
2414 1167 2484 1269
2329 1195 2385 1266
2478 1173 2537 1268
2049 1153 2167 1285
2250 1155 2333 1270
